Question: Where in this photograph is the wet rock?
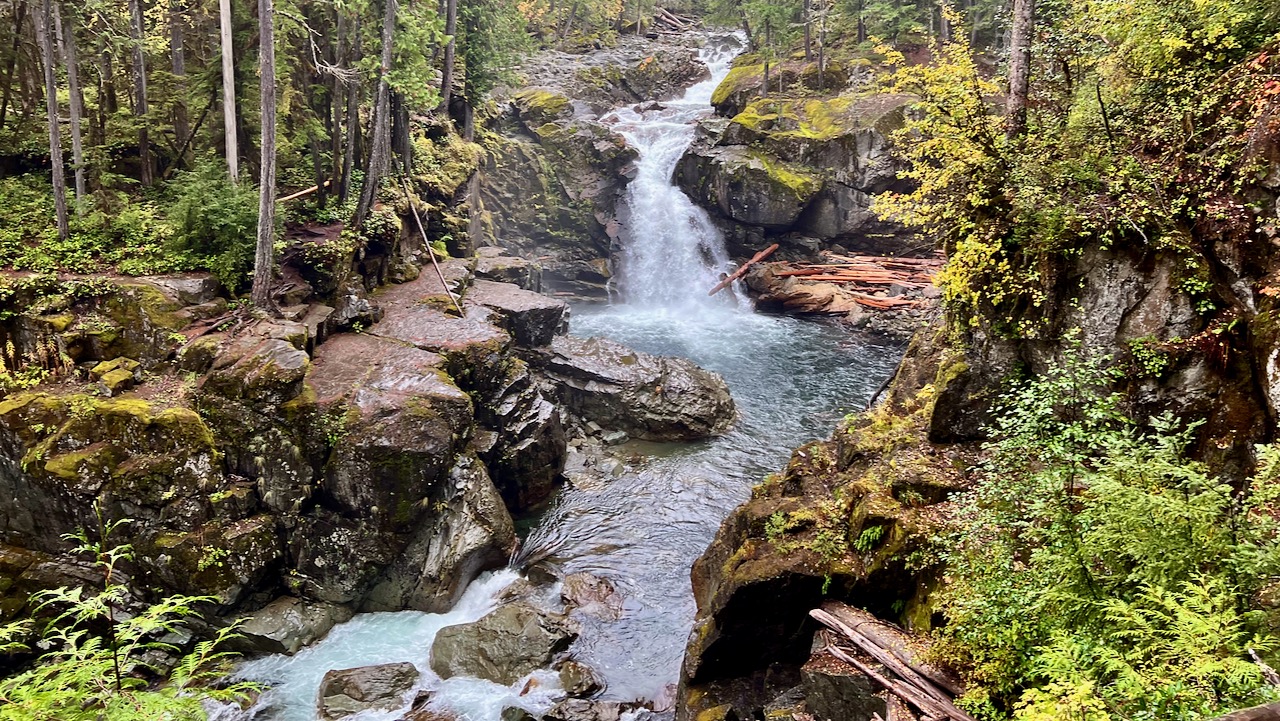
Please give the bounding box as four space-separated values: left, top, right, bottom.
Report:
561 572 623 620
465 279 568 347
430 602 577 685
362 453 516 613
142 273 222 306
289 509 400 605
801 653 885 721
475 359 567 511
146 515 284 605
501 708 538 721
534 335 735 441
675 145 822 230
558 659 606 697
476 247 544 291
202 336 311 406
317 662 419 720
545 699 623 721
309 333 473 532
236 595 354 655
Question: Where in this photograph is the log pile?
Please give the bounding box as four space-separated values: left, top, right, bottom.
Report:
810 602 974 721
771 252 943 311
652 7 699 33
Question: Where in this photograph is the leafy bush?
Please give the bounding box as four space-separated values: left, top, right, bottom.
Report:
166 162 260 293
0 515 256 720
938 337 1280 719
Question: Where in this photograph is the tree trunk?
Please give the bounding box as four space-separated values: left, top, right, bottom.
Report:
0 0 28 133
36 0 68 239
55 2 84 207
439 0 456 115
354 0 396 228
170 0 190 167
128 0 152 185
219 0 238 182
339 16 361 203
762 18 771 98
803 0 812 62
252 0 276 310
1006 0 1035 138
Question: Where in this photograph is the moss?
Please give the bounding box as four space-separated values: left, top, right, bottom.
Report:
40 313 75 333
751 151 822 200
43 445 117 482
711 64 763 108
513 89 573 125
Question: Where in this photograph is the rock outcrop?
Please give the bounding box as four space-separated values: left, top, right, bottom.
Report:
317 662 419 720
533 335 736 440
430 602 578 685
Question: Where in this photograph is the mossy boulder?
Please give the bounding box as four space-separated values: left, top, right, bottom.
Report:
675 145 822 230
513 89 574 126
146 515 284 604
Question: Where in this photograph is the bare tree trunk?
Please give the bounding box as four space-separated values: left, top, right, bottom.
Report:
803 0 812 61
35 0 68 239
252 0 276 310
339 17 361 203
1006 0 1035 138
762 18 771 98
439 0 456 114
354 0 396 228
54 2 84 207
0 0 27 132
170 0 190 167
219 0 238 182
128 0 152 185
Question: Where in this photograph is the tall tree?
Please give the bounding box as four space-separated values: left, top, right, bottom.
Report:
35 0 68 239
55 2 86 207
170 0 190 167
354 0 397 228
219 0 239 182
439 0 457 114
252 0 276 309
128 0 153 185
1006 0 1034 138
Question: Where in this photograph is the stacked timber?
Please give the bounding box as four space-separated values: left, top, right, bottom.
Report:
652 8 699 33
743 251 943 325
809 601 972 721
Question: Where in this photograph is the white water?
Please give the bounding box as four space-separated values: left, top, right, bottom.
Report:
223 34 903 721
607 35 743 308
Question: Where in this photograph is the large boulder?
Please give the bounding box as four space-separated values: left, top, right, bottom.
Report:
533 336 735 441
465 279 568 347
430 602 577 685
361 454 516 613
473 359 567 511
317 662 419 720
675 145 822 230
237 595 354 655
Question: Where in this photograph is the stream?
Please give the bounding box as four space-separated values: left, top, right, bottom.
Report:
229 34 902 721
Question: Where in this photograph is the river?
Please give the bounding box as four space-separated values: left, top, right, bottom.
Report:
229 34 902 721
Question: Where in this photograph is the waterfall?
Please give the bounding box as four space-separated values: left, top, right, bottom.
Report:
606 35 744 309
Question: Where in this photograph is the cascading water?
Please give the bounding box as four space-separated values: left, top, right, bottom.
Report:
224 34 903 721
607 36 741 308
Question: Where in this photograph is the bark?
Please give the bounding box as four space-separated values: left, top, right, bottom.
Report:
339 16 361 203
439 0 456 114
1006 0 1035 138
802 0 812 62
170 0 190 167
251 0 277 311
354 0 396 228
219 0 238 182
128 0 152 185
0 0 28 131
762 18 771 98
35 0 68 239
55 2 84 206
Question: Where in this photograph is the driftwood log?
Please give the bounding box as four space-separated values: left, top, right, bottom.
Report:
811 602 973 721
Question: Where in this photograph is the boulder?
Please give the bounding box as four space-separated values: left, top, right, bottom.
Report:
236 595 354 655
474 359 567 511
430 602 577 685
545 699 623 721
142 273 222 306
801 653 886 721
362 454 516 613
476 247 544 291
675 145 822 230
465 279 568 347
558 659 605 697
317 662 419 720
534 336 735 441
308 333 473 533
561 572 623 620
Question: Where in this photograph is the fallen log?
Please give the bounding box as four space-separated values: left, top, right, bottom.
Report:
824 645 961 721
818 602 966 697
278 180 332 204
708 243 778 296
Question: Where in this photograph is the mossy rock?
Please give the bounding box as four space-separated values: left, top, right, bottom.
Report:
146 515 284 604
675 145 822 230
513 89 574 126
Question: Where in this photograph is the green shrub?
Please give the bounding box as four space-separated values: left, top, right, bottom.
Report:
166 162 260 293
939 336 1280 719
